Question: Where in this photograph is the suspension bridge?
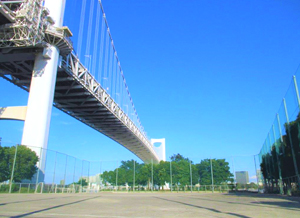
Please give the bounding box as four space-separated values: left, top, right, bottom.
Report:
0 0 165 171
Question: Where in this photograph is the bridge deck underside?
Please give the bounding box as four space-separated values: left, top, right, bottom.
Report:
0 49 154 162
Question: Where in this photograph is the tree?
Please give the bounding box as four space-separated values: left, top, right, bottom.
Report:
0 145 38 183
102 170 116 185
170 153 190 162
196 159 233 185
76 178 88 186
0 146 10 182
170 154 198 187
154 161 170 189
136 163 151 187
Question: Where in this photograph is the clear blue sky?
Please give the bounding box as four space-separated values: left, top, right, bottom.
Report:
1 0 300 175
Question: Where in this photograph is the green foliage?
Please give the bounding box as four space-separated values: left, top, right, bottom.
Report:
76 178 88 186
102 170 116 185
196 159 233 185
100 154 233 189
0 145 38 183
170 153 190 162
260 113 300 193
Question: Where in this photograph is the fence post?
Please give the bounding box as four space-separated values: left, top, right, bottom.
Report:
133 160 135 192
73 158 76 186
88 161 90 190
170 161 172 192
268 133 276 181
210 158 214 193
116 161 118 191
272 124 283 194
35 147 43 191
190 160 192 193
151 159 153 192
283 98 300 188
277 114 284 155
99 161 102 191
232 156 236 191
81 160 84 192
63 155 68 190
254 155 259 188
293 75 300 108
9 144 18 193
293 75 300 189
52 151 57 191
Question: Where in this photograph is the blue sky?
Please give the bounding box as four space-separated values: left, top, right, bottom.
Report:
1 0 300 178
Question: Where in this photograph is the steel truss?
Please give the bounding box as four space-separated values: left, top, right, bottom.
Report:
0 0 159 162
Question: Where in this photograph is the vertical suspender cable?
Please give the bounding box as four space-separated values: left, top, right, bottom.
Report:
108 41 114 95
91 1 101 76
98 13 106 84
97 0 146 135
85 0 95 73
112 53 117 101
104 29 110 90
76 0 87 60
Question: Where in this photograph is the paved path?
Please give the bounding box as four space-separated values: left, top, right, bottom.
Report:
0 192 299 217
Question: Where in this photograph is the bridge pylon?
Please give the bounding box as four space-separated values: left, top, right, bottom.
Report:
21 0 66 182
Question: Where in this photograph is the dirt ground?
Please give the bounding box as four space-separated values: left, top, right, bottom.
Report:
0 192 299 217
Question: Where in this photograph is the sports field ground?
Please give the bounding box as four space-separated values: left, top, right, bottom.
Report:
0 192 299 217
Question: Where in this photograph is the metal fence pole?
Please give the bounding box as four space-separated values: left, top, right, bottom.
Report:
283 98 300 187
151 159 153 192
231 156 236 188
268 133 276 180
170 161 172 192
73 158 76 185
272 124 283 194
116 161 118 191
277 114 284 154
133 160 135 192
210 158 214 193
293 75 300 108
63 155 68 189
52 151 57 190
35 147 43 189
81 160 84 191
293 75 300 189
100 161 102 190
190 160 192 193
254 155 259 187
88 161 90 189
9 144 18 193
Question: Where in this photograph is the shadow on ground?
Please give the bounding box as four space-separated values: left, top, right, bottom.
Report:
182 192 300 211
9 196 101 218
155 197 251 218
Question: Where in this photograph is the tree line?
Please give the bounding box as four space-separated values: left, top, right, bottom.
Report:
101 154 233 188
260 114 300 194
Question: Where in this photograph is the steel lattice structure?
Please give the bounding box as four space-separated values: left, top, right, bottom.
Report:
0 0 160 163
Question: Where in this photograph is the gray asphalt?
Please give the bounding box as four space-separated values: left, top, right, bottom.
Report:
0 192 299 217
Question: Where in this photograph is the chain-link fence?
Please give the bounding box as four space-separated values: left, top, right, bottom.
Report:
0 143 259 194
257 71 300 196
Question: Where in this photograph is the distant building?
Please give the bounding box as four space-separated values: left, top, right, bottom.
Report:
235 171 249 184
81 173 102 185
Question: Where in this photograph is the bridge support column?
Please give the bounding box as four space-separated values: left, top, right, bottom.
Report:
21 0 66 182
151 139 166 161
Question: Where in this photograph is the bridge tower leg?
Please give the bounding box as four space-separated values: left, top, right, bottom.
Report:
151 139 166 161
21 0 66 182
